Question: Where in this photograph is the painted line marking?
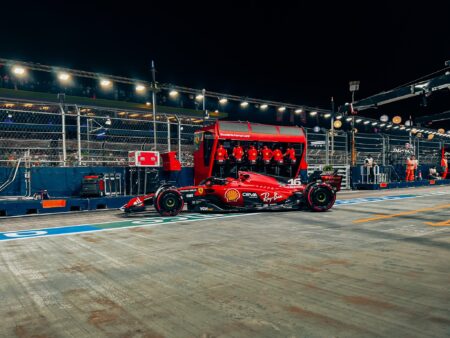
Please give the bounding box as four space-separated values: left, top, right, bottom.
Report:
0 213 256 242
335 190 450 207
424 219 450 226
353 204 450 224
335 194 417 206
1 189 448 240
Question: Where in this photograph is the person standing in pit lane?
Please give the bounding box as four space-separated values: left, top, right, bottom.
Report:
364 154 375 183
405 155 415 181
441 155 448 179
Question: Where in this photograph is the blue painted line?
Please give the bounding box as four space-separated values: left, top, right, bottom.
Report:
335 194 417 206
0 214 253 242
0 193 436 242
0 225 98 241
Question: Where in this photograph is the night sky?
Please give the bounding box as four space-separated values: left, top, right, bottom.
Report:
1 1 449 126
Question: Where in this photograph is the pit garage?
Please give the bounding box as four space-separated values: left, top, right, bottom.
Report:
1 185 449 337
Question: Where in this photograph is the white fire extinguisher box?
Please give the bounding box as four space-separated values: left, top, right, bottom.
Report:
128 151 160 167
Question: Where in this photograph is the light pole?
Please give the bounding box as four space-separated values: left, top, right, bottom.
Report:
349 81 360 166
75 105 82 166
330 97 335 164
151 60 157 150
58 93 67 167
202 88 209 126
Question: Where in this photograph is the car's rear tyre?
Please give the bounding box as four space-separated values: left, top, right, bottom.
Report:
155 189 184 216
306 183 336 211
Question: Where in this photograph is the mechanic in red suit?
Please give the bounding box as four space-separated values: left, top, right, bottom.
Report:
231 142 244 177
284 145 297 164
247 144 258 163
232 142 244 163
246 144 258 172
272 147 284 164
284 145 297 177
272 146 284 175
261 145 273 163
261 145 273 173
215 143 228 177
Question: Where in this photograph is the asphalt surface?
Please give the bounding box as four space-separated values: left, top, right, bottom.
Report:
0 186 449 337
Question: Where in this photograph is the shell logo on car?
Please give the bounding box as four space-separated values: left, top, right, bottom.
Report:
225 189 240 202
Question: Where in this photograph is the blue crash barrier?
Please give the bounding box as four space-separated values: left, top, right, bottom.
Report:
0 166 195 197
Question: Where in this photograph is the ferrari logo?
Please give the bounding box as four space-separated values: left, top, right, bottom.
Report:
198 188 204 195
225 189 240 202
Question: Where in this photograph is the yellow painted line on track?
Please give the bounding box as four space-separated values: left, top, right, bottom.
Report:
424 220 450 226
352 204 450 224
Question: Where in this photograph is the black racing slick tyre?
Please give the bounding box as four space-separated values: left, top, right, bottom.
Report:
155 189 184 216
306 183 336 212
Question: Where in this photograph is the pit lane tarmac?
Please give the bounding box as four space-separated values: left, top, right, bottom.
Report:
0 185 449 337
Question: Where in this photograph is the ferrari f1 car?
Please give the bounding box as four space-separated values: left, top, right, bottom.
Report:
122 171 341 216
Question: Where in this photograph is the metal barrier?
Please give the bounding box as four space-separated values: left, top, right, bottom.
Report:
103 173 122 196
360 165 384 184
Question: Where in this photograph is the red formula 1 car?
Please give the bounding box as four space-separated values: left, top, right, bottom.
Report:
122 171 341 216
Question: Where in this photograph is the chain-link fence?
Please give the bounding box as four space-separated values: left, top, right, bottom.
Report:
0 101 204 167
0 100 449 168
417 138 442 165
0 104 64 166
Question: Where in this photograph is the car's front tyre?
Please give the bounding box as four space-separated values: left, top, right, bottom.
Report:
155 189 184 216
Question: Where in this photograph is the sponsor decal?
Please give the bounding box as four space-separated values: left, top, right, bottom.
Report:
197 188 204 195
220 133 251 138
182 189 197 193
242 192 258 198
310 140 326 147
186 194 194 198
391 146 414 154
225 189 240 202
287 178 302 186
260 192 283 203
